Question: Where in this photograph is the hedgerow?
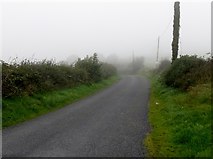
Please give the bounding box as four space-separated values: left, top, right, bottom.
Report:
2 53 117 98
161 55 211 91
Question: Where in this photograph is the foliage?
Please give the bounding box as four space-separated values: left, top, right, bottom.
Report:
100 63 117 79
2 53 117 98
75 53 102 83
162 55 211 91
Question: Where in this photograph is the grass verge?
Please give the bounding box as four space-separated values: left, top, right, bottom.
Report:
2 76 119 128
144 76 211 157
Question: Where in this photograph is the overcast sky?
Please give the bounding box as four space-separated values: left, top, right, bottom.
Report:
1 0 211 64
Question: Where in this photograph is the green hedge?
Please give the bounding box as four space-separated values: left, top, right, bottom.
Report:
2 53 117 98
162 55 211 91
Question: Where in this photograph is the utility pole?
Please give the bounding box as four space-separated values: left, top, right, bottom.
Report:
171 1 180 63
132 50 135 65
156 36 160 62
132 50 135 71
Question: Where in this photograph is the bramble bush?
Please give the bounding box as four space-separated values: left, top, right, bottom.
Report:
2 53 117 98
162 55 211 91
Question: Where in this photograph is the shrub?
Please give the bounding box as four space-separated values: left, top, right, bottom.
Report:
100 63 117 79
2 54 117 98
75 53 102 83
162 55 211 91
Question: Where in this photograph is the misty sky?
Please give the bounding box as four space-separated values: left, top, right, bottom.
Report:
1 0 211 64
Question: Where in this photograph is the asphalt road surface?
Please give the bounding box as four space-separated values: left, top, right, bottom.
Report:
3 75 150 157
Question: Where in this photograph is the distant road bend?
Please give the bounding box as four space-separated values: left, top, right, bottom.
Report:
3 75 150 157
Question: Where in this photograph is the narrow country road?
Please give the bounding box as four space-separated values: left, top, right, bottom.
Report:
3 75 150 157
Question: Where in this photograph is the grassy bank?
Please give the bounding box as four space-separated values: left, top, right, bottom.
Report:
144 76 211 157
2 76 119 128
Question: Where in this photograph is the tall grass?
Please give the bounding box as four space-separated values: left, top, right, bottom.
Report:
145 55 212 157
145 77 211 157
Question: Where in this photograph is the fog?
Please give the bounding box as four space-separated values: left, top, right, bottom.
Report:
1 0 211 67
